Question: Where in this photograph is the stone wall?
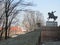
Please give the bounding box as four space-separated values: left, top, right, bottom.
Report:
41 26 60 42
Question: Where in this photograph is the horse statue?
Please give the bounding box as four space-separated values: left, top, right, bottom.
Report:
48 11 58 21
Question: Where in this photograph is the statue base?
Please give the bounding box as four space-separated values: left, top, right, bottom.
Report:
46 21 58 27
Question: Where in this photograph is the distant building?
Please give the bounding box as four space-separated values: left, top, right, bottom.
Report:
0 26 26 37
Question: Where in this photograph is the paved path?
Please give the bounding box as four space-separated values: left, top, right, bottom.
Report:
0 29 41 45
0 29 60 45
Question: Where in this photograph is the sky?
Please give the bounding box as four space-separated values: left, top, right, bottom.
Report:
27 0 60 26
16 0 60 26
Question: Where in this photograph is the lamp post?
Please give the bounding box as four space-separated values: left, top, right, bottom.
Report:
36 23 42 45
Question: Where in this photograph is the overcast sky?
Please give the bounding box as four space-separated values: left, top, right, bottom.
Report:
32 0 60 26
16 0 60 26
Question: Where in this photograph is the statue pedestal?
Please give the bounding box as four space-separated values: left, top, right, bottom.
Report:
46 21 58 27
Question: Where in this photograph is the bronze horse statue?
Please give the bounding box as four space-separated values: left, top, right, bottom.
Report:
48 11 58 21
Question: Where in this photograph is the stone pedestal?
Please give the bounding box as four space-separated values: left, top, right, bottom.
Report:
46 21 58 27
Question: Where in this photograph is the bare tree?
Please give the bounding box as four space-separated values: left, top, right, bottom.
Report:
0 0 33 39
22 10 44 32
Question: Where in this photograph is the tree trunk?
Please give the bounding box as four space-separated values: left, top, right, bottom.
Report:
5 1 8 39
5 14 8 39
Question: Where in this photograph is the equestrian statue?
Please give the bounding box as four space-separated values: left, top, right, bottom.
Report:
48 11 58 21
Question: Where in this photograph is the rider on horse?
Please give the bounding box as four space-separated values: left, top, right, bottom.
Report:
48 11 57 21
51 11 56 16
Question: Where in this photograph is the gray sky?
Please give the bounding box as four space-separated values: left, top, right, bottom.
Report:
16 0 60 26
24 0 60 26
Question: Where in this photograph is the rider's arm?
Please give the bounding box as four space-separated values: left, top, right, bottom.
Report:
53 11 56 13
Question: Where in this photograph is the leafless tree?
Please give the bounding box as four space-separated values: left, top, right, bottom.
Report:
22 10 44 32
0 0 33 39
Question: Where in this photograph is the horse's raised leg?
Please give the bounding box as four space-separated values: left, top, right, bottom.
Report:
54 17 56 21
